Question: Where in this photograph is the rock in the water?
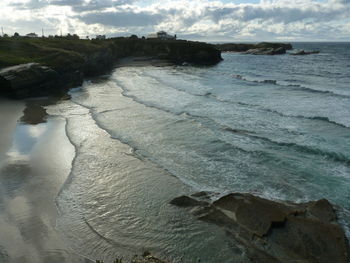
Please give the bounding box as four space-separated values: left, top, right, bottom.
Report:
170 192 350 263
291 50 320 55
245 47 286 55
216 42 292 52
169 195 208 207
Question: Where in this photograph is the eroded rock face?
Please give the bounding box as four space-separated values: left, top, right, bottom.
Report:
0 63 82 99
170 192 350 263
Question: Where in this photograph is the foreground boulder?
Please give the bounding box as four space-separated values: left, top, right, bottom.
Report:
170 192 350 263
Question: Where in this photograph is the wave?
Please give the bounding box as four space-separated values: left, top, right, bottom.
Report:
208 94 350 129
114 71 350 129
231 74 350 98
233 75 277 85
103 81 350 167
221 126 350 166
144 69 347 102
250 135 350 166
260 107 349 129
287 85 350 98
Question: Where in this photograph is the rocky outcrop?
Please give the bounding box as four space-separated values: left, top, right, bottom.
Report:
0 63 82 99
170 192 350 263
245 47 286 55
216 42 292 53
291 50 320 56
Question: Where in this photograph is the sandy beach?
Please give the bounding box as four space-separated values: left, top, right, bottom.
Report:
0 98 89 263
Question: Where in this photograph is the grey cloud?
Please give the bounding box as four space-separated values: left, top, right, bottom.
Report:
0 17 60 35
78 11 164 27
10 0 135 11
63 0 136 12
202 3 349 24
10 0 49 10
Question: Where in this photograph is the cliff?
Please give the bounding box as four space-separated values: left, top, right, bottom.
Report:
0 37 222 99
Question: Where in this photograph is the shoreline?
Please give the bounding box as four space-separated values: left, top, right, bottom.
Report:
0 98 90 263
0 55 349 262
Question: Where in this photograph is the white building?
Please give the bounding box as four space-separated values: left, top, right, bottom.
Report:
96 35 106 40
26 33 38 38
147 31 176 40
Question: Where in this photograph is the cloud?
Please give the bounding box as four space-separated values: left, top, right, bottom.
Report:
2 0 350 41
78 10 164 27
10 0 135 11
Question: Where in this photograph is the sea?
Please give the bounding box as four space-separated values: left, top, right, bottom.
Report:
1 42 350 262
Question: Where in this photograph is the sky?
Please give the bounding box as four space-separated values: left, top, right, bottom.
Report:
0 0 349 41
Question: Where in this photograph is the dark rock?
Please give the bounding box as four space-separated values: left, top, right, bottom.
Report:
307 198 336 223
0 63 79 99
169 195 208 207
216 42 292 53
257 42 293 50
245 47 286 55
291 50 320 55
170 192 350 263
83 49 115 76
191 191 212 198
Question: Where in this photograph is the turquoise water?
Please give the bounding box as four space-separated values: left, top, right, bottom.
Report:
49 43 350 262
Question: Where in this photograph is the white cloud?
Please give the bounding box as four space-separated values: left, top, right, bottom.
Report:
1 0 349 41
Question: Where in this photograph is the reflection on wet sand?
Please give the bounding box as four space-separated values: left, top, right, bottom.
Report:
0 99 90 263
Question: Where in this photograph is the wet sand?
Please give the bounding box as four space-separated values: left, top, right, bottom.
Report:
0 98 90 263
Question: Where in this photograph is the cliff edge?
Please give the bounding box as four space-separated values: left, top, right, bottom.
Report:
0 37 222 99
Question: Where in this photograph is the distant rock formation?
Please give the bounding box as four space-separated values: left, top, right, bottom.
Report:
291 50 320 56
216 42 292 55
170 192 350 263
245 47 286 55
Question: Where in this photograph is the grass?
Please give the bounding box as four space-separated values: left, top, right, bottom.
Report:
0 36 221 75
0 37 106 70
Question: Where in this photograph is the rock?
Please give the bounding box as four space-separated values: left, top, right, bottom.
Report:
170 192 350 263
245 47 286 55
169 195 208 207
291 50 320 55
0 63 57 98
216 42 292 53
307 198 336 223
0 63 82 99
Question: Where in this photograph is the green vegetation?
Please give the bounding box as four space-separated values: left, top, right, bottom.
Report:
0 36 222 72
0 37 107 71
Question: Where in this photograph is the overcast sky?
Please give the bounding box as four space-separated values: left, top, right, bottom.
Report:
1 0 349 41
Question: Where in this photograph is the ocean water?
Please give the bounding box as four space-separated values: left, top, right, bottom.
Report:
47 43 350 262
